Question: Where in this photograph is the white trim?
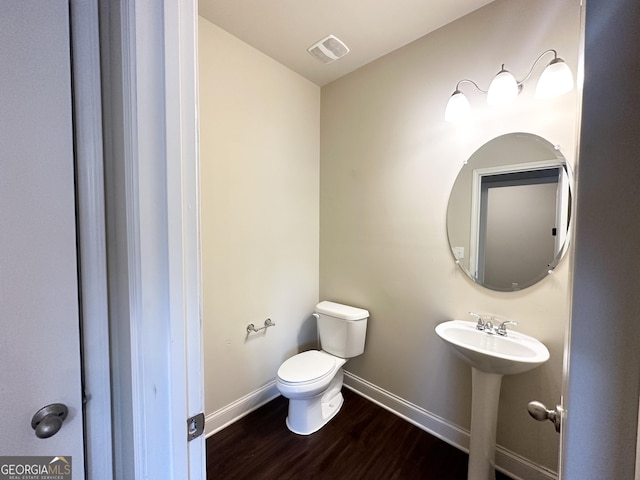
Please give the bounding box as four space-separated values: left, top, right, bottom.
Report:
164 0 205 477
70 0 113 478
205 382 281 438
345 372 468 449
100 0 203 478
554 168 570 254
343 371 557 480
559 2 584 474
496 447 559 480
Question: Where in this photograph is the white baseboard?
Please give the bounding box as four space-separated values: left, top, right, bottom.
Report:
343 371 558 480
204 381 280 438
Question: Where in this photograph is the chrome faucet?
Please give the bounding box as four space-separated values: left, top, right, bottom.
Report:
484 317 495 333
469 312 517 336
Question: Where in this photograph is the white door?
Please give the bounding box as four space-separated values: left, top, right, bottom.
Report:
0 1 85 477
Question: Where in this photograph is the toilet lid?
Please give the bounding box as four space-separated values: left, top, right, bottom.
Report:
277 350 336 384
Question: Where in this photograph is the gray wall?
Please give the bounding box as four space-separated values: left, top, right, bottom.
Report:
564 0 640 477
320 0 581 472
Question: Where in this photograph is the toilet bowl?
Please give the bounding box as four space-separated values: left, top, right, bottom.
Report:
276 350 347 435
276 301 369 435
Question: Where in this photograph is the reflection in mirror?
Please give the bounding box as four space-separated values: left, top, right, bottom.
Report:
447 133 572 291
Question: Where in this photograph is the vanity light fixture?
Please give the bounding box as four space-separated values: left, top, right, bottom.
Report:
445 49 574 123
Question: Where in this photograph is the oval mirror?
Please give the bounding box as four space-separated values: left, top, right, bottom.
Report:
446 132 573 291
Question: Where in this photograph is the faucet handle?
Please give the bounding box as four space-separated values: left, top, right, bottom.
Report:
469 312 485 330
497 320 518 336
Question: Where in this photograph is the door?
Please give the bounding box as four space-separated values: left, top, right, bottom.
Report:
0 1 85 477
480 175 558 288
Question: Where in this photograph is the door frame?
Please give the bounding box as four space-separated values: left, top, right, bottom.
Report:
99 0 204 478
74 0 203 478
70 1 113 478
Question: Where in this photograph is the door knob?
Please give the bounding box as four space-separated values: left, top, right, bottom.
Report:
31 403 68 438
527 400 562 433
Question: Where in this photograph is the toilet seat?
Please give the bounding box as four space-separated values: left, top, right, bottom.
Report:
277 350 337 386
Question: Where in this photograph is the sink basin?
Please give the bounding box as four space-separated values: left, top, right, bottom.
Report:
435 320 550 375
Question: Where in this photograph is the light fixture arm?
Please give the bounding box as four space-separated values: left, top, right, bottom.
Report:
455 78 488 94
516 49 558 86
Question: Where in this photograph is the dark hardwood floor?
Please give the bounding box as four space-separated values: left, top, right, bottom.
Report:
207 388 512 479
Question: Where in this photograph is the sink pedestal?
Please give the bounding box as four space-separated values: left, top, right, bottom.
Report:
435 320 550 480
468 368 503 480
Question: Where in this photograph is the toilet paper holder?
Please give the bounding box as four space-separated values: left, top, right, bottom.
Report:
246 318 276 334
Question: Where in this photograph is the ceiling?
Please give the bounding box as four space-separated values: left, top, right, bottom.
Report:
198 0 496 86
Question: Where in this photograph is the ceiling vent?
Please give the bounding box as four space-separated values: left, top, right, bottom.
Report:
307 35 350 64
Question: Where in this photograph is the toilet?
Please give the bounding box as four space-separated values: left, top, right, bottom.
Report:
276 301 369 435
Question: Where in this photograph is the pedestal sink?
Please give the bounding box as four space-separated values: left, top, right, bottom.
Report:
435 320 550 480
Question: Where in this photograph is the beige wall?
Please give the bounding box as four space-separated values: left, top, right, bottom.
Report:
320 0 581 473
199 18 320 425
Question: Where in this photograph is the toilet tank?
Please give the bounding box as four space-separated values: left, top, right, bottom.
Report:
315 301 369 358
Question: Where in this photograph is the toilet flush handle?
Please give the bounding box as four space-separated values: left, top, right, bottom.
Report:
312 313 321 347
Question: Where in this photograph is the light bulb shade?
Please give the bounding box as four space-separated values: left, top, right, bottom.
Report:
535 58 574 99
487 69 519 106
444 90 471 123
